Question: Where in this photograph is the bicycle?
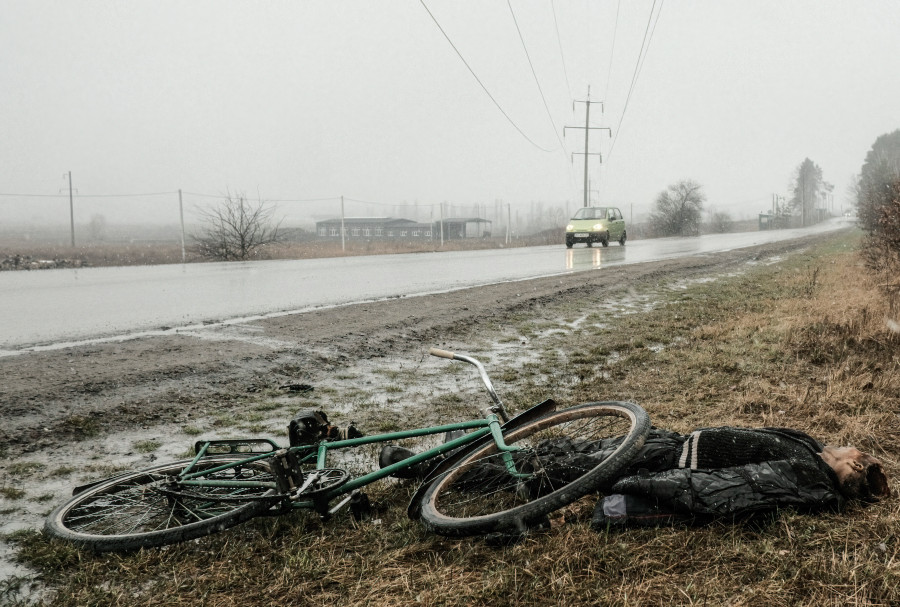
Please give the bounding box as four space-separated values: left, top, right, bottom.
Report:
45 348 650 552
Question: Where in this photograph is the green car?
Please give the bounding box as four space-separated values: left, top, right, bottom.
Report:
565 206 626 248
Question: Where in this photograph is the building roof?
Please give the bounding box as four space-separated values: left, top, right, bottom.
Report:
315 217 417 226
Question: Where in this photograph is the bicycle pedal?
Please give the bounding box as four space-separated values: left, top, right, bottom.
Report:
349 491 372 521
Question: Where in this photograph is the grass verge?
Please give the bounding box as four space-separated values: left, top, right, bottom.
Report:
9 231 900 607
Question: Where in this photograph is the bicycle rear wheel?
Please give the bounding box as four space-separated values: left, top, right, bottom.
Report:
45 455 279 552
419 401 649 536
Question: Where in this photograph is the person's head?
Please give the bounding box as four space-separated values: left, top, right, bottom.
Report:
819 446 891 500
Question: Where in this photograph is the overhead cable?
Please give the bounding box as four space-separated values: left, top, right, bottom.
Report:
180 191 339 203
603 0 622 99
607 0 664 162
419 0 554 153
0 191 176 198
507 0 567 157
345 197 439 208
550 0 571 99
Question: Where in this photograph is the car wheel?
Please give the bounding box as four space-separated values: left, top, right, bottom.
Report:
601 233 610 247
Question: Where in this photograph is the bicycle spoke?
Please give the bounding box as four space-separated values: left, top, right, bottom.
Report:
54 458 278 541
424 403 645 528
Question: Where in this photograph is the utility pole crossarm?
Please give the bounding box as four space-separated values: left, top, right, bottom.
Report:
564 126 612 133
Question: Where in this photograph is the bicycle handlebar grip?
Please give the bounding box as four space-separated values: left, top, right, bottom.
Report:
429 347 455 359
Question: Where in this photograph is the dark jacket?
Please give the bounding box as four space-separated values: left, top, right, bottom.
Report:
593 427 845 527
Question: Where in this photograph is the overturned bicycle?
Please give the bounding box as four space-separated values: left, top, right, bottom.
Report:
45 349 650 551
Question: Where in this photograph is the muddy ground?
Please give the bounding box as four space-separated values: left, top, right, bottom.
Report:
0 234 830 460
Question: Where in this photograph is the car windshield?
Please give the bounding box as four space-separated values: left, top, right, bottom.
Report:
572 207 608 220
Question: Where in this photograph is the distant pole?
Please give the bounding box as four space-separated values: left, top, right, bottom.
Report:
178 189 186 262
801 188 806 227
340 195 346 251
67 171 75 247
506 203 510 244
440 201 444 247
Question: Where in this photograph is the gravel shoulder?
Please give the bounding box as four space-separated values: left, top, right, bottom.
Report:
0 233 830 458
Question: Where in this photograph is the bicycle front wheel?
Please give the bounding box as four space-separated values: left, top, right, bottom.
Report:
45 456 278 552
419 402 650 536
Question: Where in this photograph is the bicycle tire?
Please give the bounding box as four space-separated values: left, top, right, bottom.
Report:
419 401 650 537
44 455 279 552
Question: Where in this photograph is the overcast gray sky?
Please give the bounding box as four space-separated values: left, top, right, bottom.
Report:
2 1 899 228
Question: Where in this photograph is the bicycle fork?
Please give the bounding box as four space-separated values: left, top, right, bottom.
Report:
485 410 531 479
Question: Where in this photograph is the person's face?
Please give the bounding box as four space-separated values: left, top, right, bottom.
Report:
820 446 867 483
820 445 890 499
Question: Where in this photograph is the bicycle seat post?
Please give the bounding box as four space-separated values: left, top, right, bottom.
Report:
429 348 510 422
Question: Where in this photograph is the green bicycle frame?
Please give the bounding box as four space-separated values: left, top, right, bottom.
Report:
177 412 530 507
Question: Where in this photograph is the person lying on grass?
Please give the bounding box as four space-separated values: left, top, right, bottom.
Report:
383 424 889 530
586 426 891 529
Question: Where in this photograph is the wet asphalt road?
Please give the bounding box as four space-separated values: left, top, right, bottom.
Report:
1 219 850 352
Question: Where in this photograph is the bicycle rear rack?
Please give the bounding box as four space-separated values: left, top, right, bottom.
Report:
194 438 280 456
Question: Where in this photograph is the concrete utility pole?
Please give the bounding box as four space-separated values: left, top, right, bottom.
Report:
506 203 511 244
67 171 75 247
340 195 346 251
564 86 611 207
178 189 186 262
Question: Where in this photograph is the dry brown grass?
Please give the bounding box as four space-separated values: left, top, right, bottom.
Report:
0 241 194 267
7 231 900 606
0 233 562 269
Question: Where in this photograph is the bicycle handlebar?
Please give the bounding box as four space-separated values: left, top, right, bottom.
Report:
428 346 510 422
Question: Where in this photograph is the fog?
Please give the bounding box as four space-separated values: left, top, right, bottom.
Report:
2 1 898 233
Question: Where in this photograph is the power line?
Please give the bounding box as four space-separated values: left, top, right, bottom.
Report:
0 193 69 198
0 191 176 198
607 0 664 162
265 196 341 203
506 0 565 155
345 197 438 208
180 191 339 203
550 0 571 99
419 0 554 153
634 1 665 93
603 0 622 99
72 191 177 198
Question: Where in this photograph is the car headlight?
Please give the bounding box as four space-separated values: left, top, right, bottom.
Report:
593 223 605 231
566 224 574 231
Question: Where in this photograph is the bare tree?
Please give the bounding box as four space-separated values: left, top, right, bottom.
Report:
790 158 825 226
857 129 900 236
707 210 733 234
649 180 705 237
192 193 282 261
856 130 900 290
88 214 107 241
